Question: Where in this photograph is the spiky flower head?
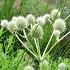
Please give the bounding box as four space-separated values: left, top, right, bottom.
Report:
42 14 50 22
51 9 61 20
24 65 34 70
26 14 35 25
7 21 17 32
31 24 43 39
16 16 28 30
53 18 66 32
1 20 8 28
53 30 60 37
12 16 18 22
58 63 66 70
42 60 49 66
36 16 45 26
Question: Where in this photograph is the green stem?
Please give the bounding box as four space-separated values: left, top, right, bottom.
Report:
23 30 38 57
64 14 70 21
42 31 54 60
34 38 41 60
39 62 43 70
15 34 38 60
45 31 70 59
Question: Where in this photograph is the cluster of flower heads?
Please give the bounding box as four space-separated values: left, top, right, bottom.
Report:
1 9 66 39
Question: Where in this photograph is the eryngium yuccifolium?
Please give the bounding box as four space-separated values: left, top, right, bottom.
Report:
58 63 66 70
53 30 60 37
36 16 45 26
1 20 8 28
16 16 28 30
26 14 35 25
51 9 61 20
42 60 49 66
31 24 43 39
7 21 17 32
42 14 50 22
53 19 66 32
12 16 18 22
24 65 34 70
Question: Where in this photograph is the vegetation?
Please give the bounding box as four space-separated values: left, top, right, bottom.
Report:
0 0 70 70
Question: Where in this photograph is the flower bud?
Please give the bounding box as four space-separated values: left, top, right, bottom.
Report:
24 65 34 70
26 14 35 25
12 16 18 22
7 21 17 32
31 24 43 39
53 19 66 32
58 63 66 70
53 30 60 37
51 9 61 20
16 16 28 30
1 20 8 28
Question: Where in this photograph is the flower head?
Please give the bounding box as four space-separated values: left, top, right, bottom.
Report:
36 16 45 26
53 30 60 37
42 60 49 66
1 20 8 28
12 16 18 22
16 16 28 30
31 24 43 39
58 63 66 70
26 14 35 25
24 65 34 70
53 18 66 32
7 21 17 32
42 14 50 22
51 9 61 20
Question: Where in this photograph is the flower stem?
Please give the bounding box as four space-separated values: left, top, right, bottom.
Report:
45 31 70 57
15 34 38 60
64 14 70 21
23 30 38 56
42 31 54 60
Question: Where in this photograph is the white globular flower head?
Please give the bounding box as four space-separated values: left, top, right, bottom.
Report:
58 63 66 70
1 20 9 28
31 24 43 39
7 21 17 32
26 14 35 25
12 16 18 22
16 16 28 30
53 30 60 37
51 9 61 20
42 14 50 22
53 18 66 32
24 65 34 70
42 60 49 66
36 16 45 26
